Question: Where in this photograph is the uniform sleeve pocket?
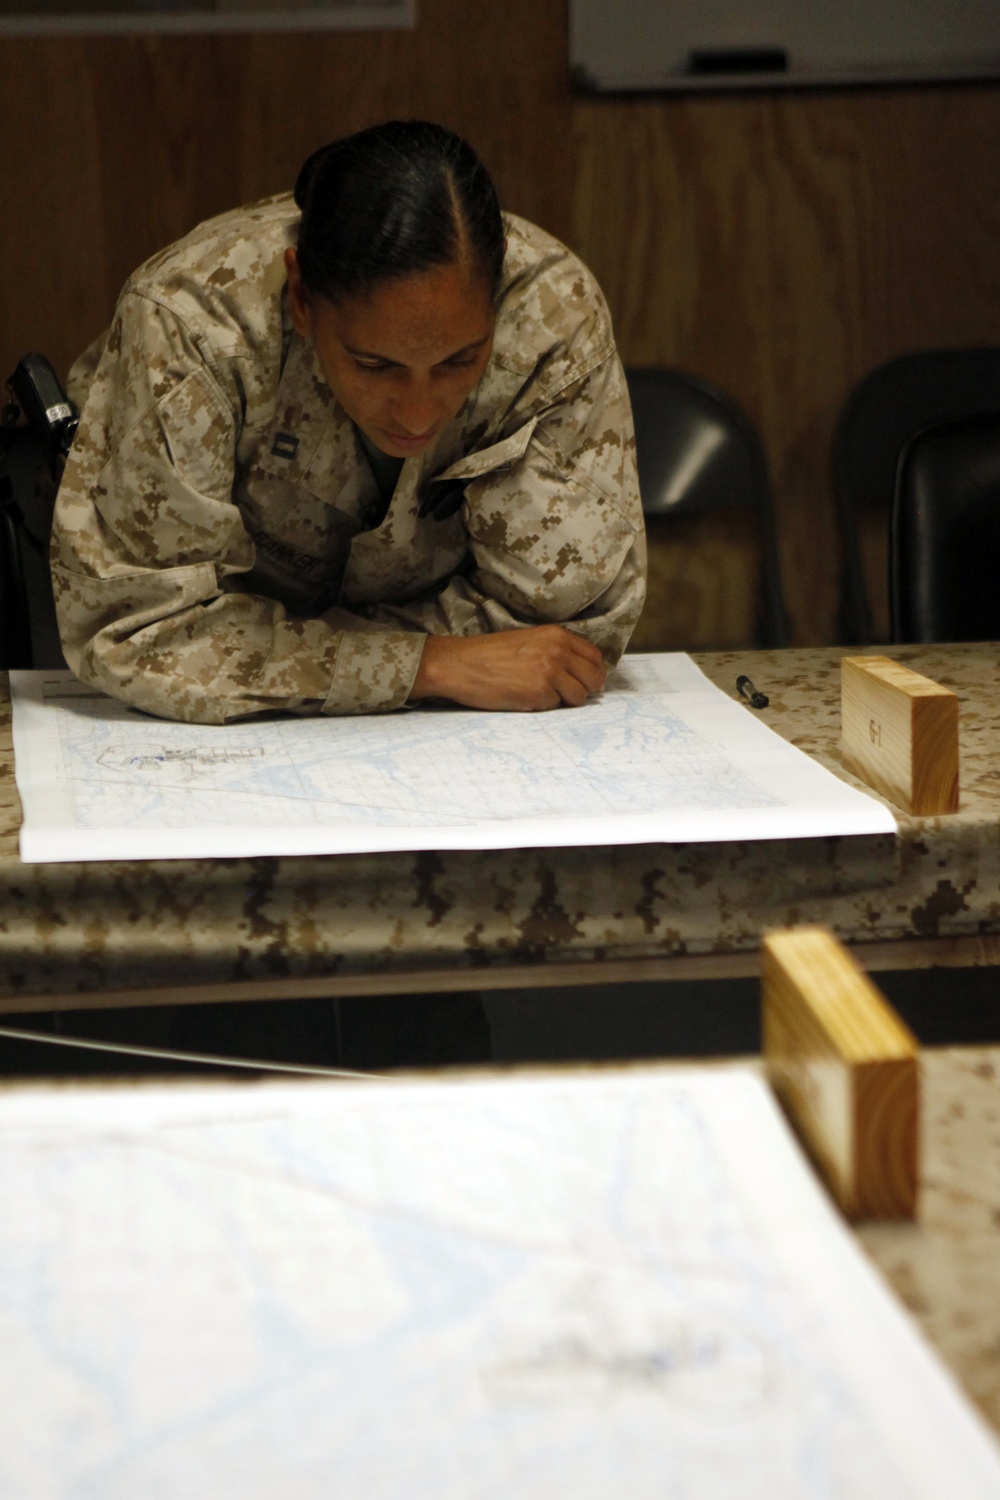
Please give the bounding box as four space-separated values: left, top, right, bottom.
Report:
157 370 236 502
96 373 245 569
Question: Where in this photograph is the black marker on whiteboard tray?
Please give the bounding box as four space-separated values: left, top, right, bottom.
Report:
736 675 769 709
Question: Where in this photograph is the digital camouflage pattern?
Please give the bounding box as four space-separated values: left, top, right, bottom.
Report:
52 196 645 723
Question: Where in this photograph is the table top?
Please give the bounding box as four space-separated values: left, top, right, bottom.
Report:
0 643 998 1007
858 1044 1000 1436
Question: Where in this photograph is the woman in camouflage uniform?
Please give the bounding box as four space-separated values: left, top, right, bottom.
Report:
51 121 645 724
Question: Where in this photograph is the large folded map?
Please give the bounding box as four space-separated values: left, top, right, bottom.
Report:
1 1065 997 1497
10 653 894 863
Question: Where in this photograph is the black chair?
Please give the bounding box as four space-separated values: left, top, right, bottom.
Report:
891 411 1000 643
833 348 1000 643
625 366 791 648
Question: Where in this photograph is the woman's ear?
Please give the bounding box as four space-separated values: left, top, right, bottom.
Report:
284 247 313 338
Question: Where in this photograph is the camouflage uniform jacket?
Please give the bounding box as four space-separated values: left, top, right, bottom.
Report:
52 195 646 723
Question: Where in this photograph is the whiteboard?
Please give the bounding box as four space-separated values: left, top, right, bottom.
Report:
570 0 1000 92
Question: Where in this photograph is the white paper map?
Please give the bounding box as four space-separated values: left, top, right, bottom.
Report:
10 654 894 863
0 1065 997 1499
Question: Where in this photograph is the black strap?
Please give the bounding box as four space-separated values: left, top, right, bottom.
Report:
419 476 468 521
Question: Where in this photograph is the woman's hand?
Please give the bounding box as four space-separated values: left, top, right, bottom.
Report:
409 626 607 711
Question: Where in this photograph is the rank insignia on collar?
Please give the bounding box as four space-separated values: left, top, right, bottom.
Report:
271 432 299 459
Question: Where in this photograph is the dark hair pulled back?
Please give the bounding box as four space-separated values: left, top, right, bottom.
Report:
293 120 504 305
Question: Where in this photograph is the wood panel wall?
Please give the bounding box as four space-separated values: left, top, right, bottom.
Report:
1 0 998 645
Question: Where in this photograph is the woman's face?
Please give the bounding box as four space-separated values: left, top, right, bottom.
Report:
285 248 496 459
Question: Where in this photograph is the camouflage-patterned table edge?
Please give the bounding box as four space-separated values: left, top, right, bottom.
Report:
0 644 996 1001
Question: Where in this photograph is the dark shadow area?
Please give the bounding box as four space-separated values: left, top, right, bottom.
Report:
0 964 996 1081
0 1008 218 1078
336 992 491 1071
172 996 341 1068
0 991 493 1078
877 966 1000 1045
484 966 1000 1063
0 1000 328 1079
483 978 761 1062
170 991 491 1071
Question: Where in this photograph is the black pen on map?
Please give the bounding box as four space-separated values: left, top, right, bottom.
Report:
736 675 769 709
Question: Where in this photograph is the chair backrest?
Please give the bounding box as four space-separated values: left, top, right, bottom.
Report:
891 412 1000 643
625 366 791 647
833 348 1000 642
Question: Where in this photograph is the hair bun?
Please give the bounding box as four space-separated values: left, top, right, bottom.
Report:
293 143 333 211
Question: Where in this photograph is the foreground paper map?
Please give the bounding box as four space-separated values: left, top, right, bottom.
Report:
1 1065 997 1499
10 653 894 863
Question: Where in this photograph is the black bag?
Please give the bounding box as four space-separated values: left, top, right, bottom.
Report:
0 354 78 669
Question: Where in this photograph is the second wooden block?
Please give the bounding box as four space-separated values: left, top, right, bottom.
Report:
762 925 919 1220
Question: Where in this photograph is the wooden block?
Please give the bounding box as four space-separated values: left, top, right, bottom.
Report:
841 654 958 815
762 925 919 1220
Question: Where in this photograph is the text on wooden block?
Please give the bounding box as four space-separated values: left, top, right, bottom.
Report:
841 654 958 815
